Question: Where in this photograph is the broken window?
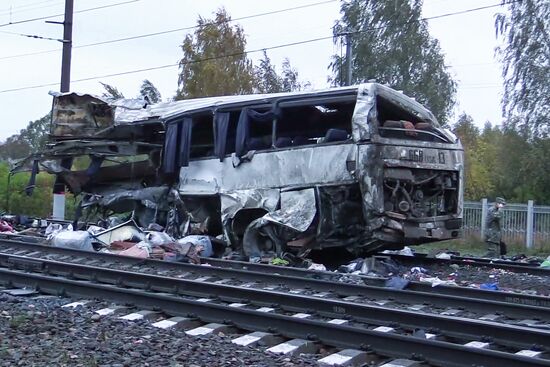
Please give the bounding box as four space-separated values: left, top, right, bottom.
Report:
190 114 215 159
376 96 450 143
235 107 276 157
275 100 355 147
214 111 240 159
161 117 192 173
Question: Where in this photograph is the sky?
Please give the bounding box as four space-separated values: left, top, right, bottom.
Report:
0 0 506 141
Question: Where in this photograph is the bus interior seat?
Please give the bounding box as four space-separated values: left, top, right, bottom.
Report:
383 120 403 128
275 137 292 148
415 122 431 130
247 138 270 151
292 136 309 146
324 128 348 142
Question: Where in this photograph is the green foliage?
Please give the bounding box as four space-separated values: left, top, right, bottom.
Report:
280 58 309 92
0 114 50 160
254 51 309 94
176 8 256 99
331 0 457 124
0 162 76 218
416 237 550 257
453 113 493 200
495 0 550 137
255 50 284 94
139 79 162 103
9 314 28 329
453 114 550 205
100 82 125 99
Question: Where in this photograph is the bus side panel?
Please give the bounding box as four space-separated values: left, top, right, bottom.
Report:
178 143 358 194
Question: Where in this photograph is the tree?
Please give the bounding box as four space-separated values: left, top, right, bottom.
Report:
100 82 124 99
0 114 50 161
255 50 283 94
452 114 493 200
176 8 256 99
281 58 309 92
495 0 550 136
139 79 162 103
330 0 457 124
20 114 50 153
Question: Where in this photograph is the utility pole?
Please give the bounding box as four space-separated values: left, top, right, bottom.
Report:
345 32 353 86
60 0 73 93
47 0 74 220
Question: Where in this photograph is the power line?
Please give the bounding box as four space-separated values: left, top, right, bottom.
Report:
0 1 517 94
0 35 335 94
341 0 520 39
0 28 64 42
0 0 140 28
0 0 337 60
1 0 517 60
0 1 64 16
1 0 60 13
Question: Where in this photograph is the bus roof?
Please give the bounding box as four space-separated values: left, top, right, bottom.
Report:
50 83 437 126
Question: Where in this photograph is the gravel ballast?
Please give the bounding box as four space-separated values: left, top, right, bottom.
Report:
0 293 321 367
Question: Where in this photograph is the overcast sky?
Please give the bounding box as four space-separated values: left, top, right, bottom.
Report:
0 0 505 141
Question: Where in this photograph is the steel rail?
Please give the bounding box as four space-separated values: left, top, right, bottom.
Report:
200 257 550 306
2 233 547 274
3 252 548 349
0 263 548 367
377 253 550 276
0 239 549 317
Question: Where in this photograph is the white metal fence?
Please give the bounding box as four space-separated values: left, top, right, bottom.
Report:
463 199 550 248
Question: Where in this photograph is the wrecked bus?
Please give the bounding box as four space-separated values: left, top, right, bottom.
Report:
16 83 463 259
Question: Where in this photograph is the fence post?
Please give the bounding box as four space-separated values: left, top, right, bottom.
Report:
481 198 488 240
526 200 534 249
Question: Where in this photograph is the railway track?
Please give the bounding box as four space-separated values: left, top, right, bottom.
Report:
0 240 549 366
376 252 550 276
0 239 549 318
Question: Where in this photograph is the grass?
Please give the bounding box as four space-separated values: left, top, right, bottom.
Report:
8 315 28 329
414 237 550 258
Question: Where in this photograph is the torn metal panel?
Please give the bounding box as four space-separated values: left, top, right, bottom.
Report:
49 83 441 139
81 186 170 211
374 85 439 126
50 92 114 138
93 219 145 246
351 84 375 141
179 144 357 194
220 189 280 223
49 92 164 141
316 184 366 245
264 188 316 232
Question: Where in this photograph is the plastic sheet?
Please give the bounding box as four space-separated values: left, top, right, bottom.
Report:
50 230 94 251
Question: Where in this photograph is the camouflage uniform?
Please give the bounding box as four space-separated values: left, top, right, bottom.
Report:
484 197 506 257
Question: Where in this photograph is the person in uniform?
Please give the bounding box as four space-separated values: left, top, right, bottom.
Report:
484 197 506 258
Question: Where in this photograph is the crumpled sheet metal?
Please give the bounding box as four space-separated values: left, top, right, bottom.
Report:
357 144 382 220
49 91 150 126
179 144 356 194
51 83 431 125
81 186 170 210
352 83 451 142
93 219 145 246
220 189 280 223
47 84 442 141
264 188 316 232
352 83 375 141
50 93 114 138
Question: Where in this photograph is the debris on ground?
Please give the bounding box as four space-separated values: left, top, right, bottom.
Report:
307 262 327 271
385 276 409 290
479 283 499 291
381 246 414 256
